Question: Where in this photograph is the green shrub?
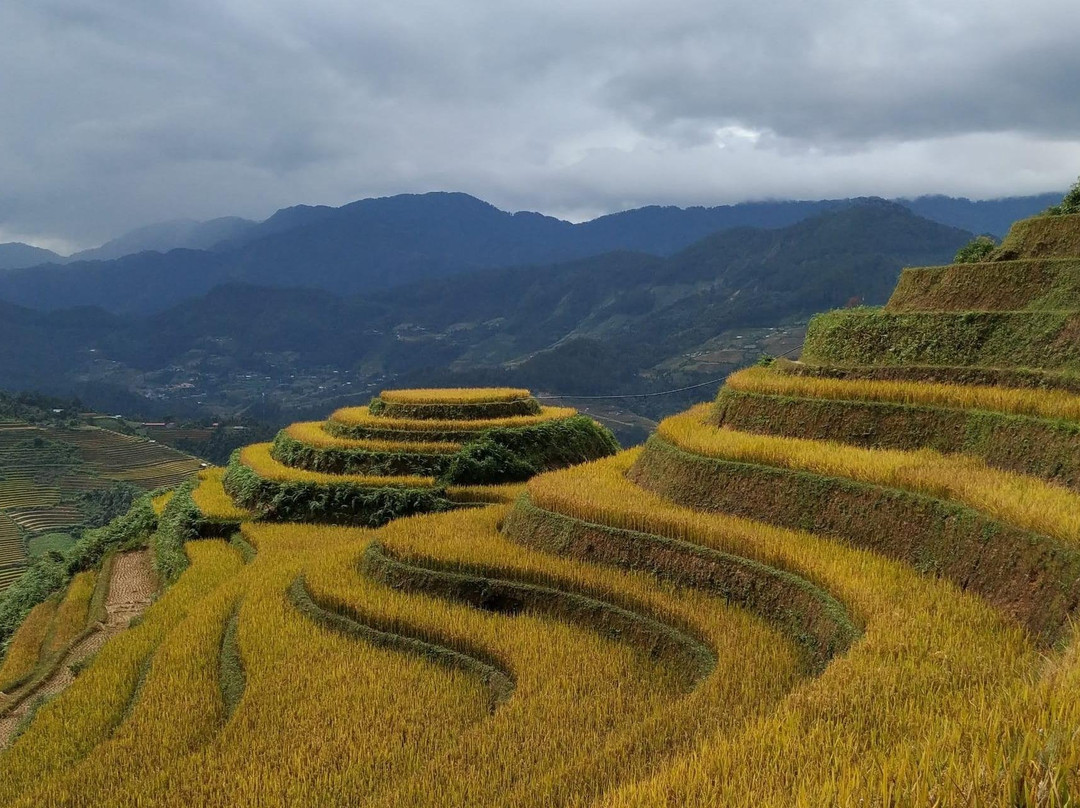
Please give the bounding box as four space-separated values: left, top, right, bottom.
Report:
954 235 997 263
154 483 201 585
443 440 537 485
1046 177 1080 216
442 415 620 485
223 451 451 527
271 431 452 477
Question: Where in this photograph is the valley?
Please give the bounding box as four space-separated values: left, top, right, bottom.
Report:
5 201 1080 802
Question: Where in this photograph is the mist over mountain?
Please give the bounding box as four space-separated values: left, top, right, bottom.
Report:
69 217 258 262
0 243 64 270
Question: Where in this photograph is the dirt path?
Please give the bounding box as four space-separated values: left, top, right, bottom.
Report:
0 550 157 748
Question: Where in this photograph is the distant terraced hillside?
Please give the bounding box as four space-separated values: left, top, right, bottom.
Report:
0 420 202 592
5 201 1080 805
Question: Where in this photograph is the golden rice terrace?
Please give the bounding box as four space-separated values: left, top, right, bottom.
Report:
5 210 1080 805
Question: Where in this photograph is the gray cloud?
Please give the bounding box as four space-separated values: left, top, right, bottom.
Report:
0 0 1077 250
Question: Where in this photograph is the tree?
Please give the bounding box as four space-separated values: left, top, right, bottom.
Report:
954 235 996 263
1046 176 1080 216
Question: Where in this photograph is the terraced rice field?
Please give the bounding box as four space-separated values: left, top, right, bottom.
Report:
0 513 25 588
0 569 25 593
0 422 203 592
46 428 203 488
327 404 576 440
143 427 213 444
227 388 617 526
0 478 60 510
6 209 1080 804
6 506 84 534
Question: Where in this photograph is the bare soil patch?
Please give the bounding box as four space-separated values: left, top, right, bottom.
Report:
0 550 157 747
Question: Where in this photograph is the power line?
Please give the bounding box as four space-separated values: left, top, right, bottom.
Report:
535 377 727 400
535 345 802 401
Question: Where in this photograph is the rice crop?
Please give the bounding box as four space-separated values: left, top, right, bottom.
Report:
658 405 1080 550
445 482 528 505
28 506 795 808
8 506 83 534
379 388 532 404
43 571 97 658
523 453 1056 805
350 507 800 808
78 521 494 807
284 421 462 453
191 469 251 522
42 427 202 490
8 578 246 808
151 491 174 516
328 405 576 433
0 540 243 804
728 364 1080 423
236 443 436 488
0 478 60 509
0 598 58 692
0 565 25 592
0 512 25 568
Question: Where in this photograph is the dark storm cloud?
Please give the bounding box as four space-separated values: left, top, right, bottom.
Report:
601 0 1080 143
0 0 1077 250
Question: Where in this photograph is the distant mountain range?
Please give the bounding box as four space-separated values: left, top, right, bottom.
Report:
0 242 64 271
69 217 258 262
0 218 258 269
0 191 1059 313
0 201 970 422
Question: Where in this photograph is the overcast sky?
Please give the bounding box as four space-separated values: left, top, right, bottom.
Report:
2 0 1079 252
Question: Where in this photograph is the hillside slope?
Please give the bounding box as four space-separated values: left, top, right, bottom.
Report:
6 199 1080 803
0 203 971 422
0 399 202 593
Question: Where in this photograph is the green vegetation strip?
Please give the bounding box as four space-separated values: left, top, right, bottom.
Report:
228 533 257 564
223 451 453 527
502 495 857 674
994 213 1080 260
440 416 621 485
154 484 201 586
88 553 114 625
271 430 454 478
118 652 155 727
369 396 542 421
802 308 1080 371
713 388 1080 492
629 435 1080 645
273 416 619 487
777 359 1080 395
219 600 245 721
887 258 1080 313
362 542 715 691
287 575 514 711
